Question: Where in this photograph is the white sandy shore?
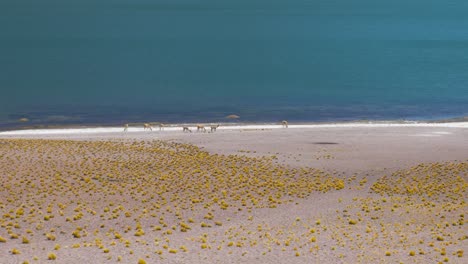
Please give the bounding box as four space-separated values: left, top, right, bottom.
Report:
1 122 467 135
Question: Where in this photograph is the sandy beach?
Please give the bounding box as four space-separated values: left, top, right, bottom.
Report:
0 124 466 263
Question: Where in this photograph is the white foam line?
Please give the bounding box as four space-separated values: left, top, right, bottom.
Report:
0 122 467 136
432 131 453 135
410 134 441 137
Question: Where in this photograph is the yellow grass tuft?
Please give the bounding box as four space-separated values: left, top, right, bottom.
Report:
47 253 57 260
201 222 212 228
72 230 81 238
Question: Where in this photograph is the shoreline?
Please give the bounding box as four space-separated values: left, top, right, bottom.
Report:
1 111 467 133
1 121 468 136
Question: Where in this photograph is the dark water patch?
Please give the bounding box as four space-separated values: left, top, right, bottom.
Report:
312 142 339 145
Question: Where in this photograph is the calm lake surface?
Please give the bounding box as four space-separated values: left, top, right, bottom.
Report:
1 0 467 128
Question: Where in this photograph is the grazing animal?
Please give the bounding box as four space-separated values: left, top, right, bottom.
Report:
210 124 220 132
123 124 129 132
281 120 288 128
143 123 153 131
159 123 166 131
196 124 206 132
183 127 192 133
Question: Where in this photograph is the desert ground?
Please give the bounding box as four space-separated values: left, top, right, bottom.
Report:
0 126 466 263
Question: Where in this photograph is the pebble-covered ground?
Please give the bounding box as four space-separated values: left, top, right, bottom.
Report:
0 138 466 264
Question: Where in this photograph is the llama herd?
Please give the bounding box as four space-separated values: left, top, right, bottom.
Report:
123 123 221 133
123 121 288 132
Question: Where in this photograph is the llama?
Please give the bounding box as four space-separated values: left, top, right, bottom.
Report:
143 123 153 131
210 124 220 132
123 124 129 132
183 127 192 133
281 120 288 128
196 124 206 132
159 123 166 131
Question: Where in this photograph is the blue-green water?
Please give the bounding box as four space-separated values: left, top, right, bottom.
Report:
1 0 467 128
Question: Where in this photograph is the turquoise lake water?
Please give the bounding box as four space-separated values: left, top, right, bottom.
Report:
0 0 467 128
